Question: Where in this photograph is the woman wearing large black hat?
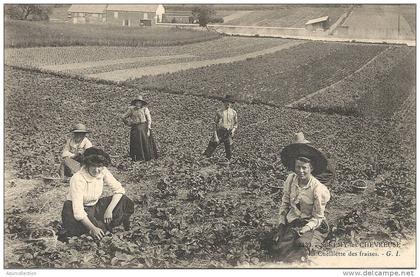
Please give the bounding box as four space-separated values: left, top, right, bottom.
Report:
59 147 134 242
269 132 331 263
122 95 158 162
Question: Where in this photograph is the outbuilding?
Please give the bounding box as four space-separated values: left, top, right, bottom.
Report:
305 16 330 31
67 5 107 24
162 11 194 24
106 5 165 27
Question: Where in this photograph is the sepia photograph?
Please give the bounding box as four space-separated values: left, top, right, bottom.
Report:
2 1 417 272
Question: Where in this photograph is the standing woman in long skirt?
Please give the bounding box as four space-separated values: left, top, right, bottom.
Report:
122 95 158 161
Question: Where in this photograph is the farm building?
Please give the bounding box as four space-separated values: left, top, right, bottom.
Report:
305 16 330 31
162 11 194 24
67 5 107 24
106 5 165 27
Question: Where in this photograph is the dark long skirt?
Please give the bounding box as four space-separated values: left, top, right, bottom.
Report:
129 123 158 161
270 219 329 262
60 195 134 238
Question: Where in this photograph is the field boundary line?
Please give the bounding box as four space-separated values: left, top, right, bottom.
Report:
285 46 392 109
39 54 196 72
5 64 282 109
391 85 416 127
328 5 355 35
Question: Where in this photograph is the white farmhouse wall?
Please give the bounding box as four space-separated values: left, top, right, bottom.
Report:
155 4 165 23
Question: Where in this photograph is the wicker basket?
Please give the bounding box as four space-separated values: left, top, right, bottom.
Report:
351 179 368 193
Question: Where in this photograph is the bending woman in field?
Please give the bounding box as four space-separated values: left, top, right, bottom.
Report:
59 123 93 182
59 147 134 242
270 133 331 262
122 95 158 162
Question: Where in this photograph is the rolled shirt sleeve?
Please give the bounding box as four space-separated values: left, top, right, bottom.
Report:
232 110 238 131
62 137 92 158
82 138 93 150
214 111 222 130
278 174 293 225
103 168 125 195
122 107 133 124
62 139 73 158
69 175 88 221
304 184 331 230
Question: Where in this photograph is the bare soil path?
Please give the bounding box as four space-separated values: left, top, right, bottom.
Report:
40 54 195 72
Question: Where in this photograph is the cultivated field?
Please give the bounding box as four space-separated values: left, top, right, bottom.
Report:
126 42 391 108
5 20 221 48
290 46 415 117
4 18 416 268
5 62 415 267
5 37 291 77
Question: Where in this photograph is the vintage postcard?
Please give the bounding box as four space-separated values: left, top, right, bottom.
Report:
2 2 416 272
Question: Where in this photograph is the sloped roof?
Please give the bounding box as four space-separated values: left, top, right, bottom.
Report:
305 16 329 25
106 5 160 12
68 5 107 13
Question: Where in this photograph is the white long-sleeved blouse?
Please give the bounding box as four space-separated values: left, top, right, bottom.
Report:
62 137 92 158
66 167 125 221
122 106 152 129
278 173 331 230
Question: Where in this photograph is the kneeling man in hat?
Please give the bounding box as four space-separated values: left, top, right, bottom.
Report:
59 123 93 182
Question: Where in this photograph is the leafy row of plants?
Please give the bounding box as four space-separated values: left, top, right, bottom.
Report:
126 42 387 107
290 46 415 118
5 65 415 268
5 36 283 69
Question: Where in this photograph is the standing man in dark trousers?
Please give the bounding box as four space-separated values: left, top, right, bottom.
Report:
204 95 238 160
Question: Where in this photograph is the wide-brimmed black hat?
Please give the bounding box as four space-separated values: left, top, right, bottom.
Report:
222 95 235 103
82 147 111 167
131 95 148 106
280 136 327 175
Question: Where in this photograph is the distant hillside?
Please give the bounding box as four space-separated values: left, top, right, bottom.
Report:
339 4 415 40
164 4 351 28
218 5 350 28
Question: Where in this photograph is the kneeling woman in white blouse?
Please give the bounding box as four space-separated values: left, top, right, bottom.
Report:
271 138 331 262
59 147 134 241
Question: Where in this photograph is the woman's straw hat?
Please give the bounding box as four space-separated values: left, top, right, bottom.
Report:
280 132 327 175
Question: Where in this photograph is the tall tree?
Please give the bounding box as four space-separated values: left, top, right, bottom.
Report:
5 4 51 21
192 5 215 28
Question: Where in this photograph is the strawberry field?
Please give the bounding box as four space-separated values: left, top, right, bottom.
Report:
5 65 415 268
126 42 388 107
5 37 287 75
290 46 415 118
